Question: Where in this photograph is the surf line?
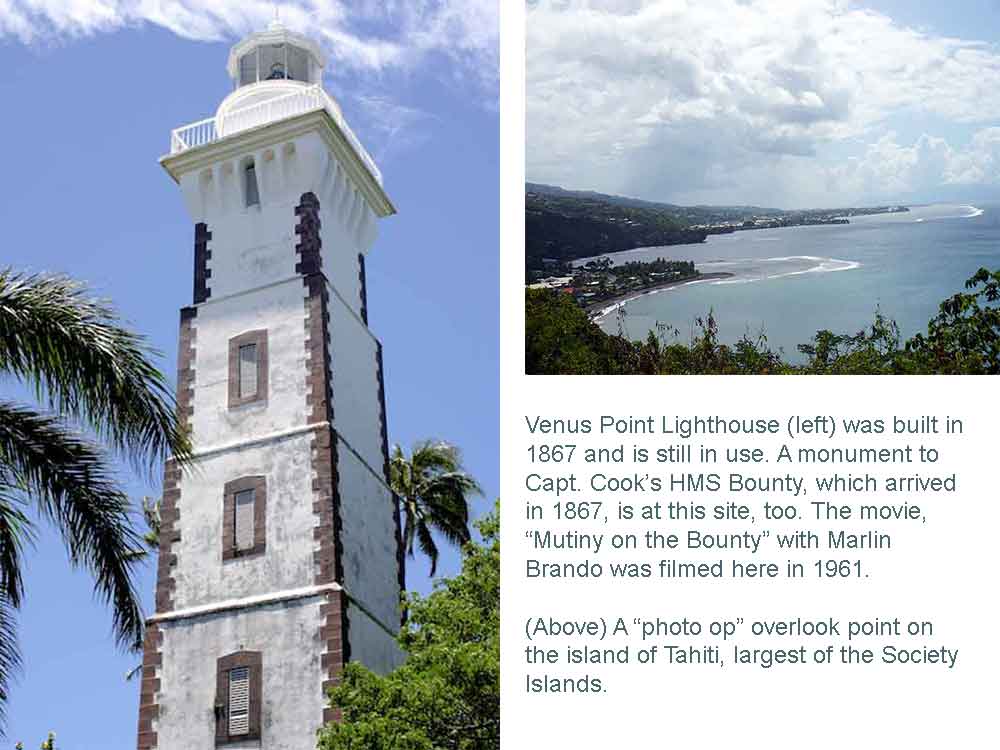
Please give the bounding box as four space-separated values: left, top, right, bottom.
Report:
593 255 862 321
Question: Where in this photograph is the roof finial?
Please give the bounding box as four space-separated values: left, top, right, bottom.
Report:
269 3 283 31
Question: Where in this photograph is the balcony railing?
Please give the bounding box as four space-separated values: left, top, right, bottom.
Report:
169 84 382 186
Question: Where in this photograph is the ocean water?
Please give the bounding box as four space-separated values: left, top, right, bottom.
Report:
586 203 1000 360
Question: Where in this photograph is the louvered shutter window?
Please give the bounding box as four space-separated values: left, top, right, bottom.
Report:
228 667 251 735
234 489 255 551
238 343 258 398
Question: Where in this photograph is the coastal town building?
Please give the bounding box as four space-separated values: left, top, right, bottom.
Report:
527 275 574 290
136 22 404 749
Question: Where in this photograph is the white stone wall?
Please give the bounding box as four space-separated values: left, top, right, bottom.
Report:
199 197 299 299
328 289 384 472
317 200 364 317
346 602 401 676
156 599 325 750
190 280 310 449
177 130 377 312
157 114 401 746
172 432 316 609
325 287 401 671
336 443 401 666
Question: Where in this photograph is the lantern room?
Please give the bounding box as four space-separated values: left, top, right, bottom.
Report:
226 20 326 88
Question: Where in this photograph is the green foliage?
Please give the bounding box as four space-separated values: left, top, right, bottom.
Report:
901 268 1000 373
318 505 500 750
0 270 192 471
390 441 482 577
525 191 706 278
139 496 162 551
525 289 634 374
525 268 1000 375
0 269 192 730
14 731 55 749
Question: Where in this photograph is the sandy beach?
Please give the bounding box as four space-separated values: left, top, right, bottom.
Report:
586 271 734 318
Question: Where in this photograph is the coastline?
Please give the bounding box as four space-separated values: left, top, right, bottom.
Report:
587 271 734 319
582 202 984 323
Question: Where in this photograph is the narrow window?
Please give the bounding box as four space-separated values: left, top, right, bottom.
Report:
245 162 260 207
238 53 257 86
216 651 262 745
234 488 255 551
223 476 266 561
228 330 268 409
238 343 258 398
287 45 309 82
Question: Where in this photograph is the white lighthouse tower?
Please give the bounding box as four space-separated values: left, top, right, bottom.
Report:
137 22 404 749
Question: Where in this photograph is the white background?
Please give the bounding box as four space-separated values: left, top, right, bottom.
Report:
500 4 1000 747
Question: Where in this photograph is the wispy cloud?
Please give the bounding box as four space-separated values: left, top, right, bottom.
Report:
0 1 496 161
0 0 498 95
351 94 439 164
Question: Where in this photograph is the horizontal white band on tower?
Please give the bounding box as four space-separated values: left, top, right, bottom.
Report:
149 582 343 624
177 419 391 497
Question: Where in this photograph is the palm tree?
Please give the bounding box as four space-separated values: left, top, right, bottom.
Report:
0 269 191 730
389 440 481 577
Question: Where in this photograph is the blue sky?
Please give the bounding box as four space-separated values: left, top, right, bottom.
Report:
527 0 1000 208
0 3 497 746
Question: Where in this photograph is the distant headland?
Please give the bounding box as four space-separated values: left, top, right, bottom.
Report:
525 182 908 281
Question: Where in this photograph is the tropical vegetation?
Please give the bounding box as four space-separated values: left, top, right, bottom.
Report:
526 267 1000 374
0 270 190 730
390 441 482 577
15 731 54 750
319 503 500 750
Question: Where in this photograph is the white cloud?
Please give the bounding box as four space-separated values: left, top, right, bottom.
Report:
0 1 496 162
527 0 1000 205
352 94 438 164
0 0 498 92
827 128 1000 199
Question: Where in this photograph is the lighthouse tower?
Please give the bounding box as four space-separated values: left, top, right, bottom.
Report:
137 22 404 749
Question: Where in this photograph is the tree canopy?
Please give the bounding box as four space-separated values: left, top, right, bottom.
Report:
526 268 1000 375
318 504 500 750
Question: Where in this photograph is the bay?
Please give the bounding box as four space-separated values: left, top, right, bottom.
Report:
582 203 1000 361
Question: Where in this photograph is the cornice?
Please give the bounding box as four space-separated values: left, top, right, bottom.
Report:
160 110 396 218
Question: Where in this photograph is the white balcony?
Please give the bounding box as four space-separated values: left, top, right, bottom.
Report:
169 83 382 186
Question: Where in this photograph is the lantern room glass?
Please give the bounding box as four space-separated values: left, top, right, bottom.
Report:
237 43 312 87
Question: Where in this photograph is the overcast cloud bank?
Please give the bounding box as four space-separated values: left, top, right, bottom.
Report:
527 0 1000 207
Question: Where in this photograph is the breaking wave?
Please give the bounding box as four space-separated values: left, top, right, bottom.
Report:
591 256 860 321
702 256 860 284
914 205 983 222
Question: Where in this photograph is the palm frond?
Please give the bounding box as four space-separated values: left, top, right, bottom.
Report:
410 440 462 477
0 593 21 733
0 488 32 608
401 505 417 557
390 440 481 576
422 499 472 548
0 269 191 473
416 522 440 577
0 402 144 651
